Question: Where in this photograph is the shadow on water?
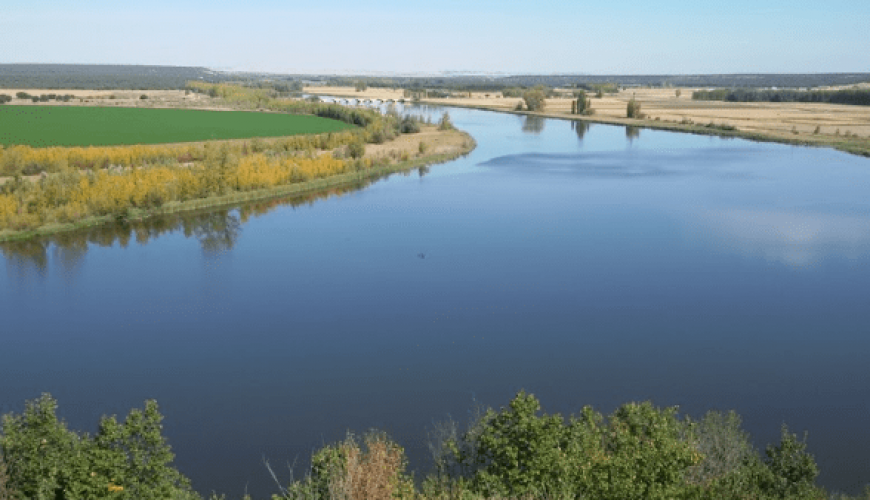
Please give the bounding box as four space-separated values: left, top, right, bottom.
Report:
478 146 764 179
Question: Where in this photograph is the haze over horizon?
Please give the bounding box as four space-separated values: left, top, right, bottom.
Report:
2 0 868 75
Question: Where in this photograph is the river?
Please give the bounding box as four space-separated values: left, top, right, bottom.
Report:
2 104 869 496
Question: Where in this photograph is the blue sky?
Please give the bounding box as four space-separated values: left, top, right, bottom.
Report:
1 0 867 74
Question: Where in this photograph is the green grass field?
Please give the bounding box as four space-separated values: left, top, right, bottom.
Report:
0 106 355 147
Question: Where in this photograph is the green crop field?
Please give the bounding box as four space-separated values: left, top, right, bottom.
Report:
0 106 355 147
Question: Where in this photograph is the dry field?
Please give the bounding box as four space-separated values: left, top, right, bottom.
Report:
365 125 468 160
307 85 406 100
307 86 870 149
0 88 213 108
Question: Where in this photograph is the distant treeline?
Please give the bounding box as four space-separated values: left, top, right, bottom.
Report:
312 73 870 92
5 65 869 94
0 64 242 90
692 88 870 106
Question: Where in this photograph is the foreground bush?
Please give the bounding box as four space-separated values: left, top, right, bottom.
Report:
274 430 415 500
0 394 196 500
1 391 839 500
422 391 826 500
424 391 697 499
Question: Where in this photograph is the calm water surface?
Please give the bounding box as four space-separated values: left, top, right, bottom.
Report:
2 106 870 496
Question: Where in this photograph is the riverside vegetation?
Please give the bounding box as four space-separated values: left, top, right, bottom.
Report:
0 83 471 241
2 391 868 500
322 82 869 158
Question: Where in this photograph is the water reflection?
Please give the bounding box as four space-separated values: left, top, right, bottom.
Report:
0 180 374 268
626 125 641 142
2 239 50 284
571 120 591 141
522 115 546 134
193 212 242 254
704 207 870 266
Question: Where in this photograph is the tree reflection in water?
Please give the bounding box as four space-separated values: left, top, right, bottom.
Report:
626 125 641 142
572 120 591 141
522 115 546 135
194 211 242 254
1 179 375 270
2 238 50 284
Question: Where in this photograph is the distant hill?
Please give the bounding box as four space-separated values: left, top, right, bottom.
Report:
0 64 246 90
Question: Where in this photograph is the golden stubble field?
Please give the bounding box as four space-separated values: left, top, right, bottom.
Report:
307 86 870 141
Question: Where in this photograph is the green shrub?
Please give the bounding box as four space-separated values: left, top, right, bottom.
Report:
684 411 757 485
627 97 643 119
574 91 592 115
762 425 821 499
588 401 698 500
0 393 197 500
399 116 420 134
348 142 366 159
438 112 454 131
0 451 15 500
522 87 547 112
140 94 148 100
430 391 698 500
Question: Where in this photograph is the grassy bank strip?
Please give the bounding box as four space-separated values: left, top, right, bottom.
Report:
421 100 870 158
0 132 475 243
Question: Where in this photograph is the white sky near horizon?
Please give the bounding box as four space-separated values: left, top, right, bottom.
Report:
1 0 868 75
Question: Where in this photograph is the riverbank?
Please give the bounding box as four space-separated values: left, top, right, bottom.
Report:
0 127 474 242
306 86 870 158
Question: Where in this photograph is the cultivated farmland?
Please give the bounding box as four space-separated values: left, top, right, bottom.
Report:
0 106 355 148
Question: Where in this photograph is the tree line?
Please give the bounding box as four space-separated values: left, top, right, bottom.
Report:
0 64 240 90
692 88 870 106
